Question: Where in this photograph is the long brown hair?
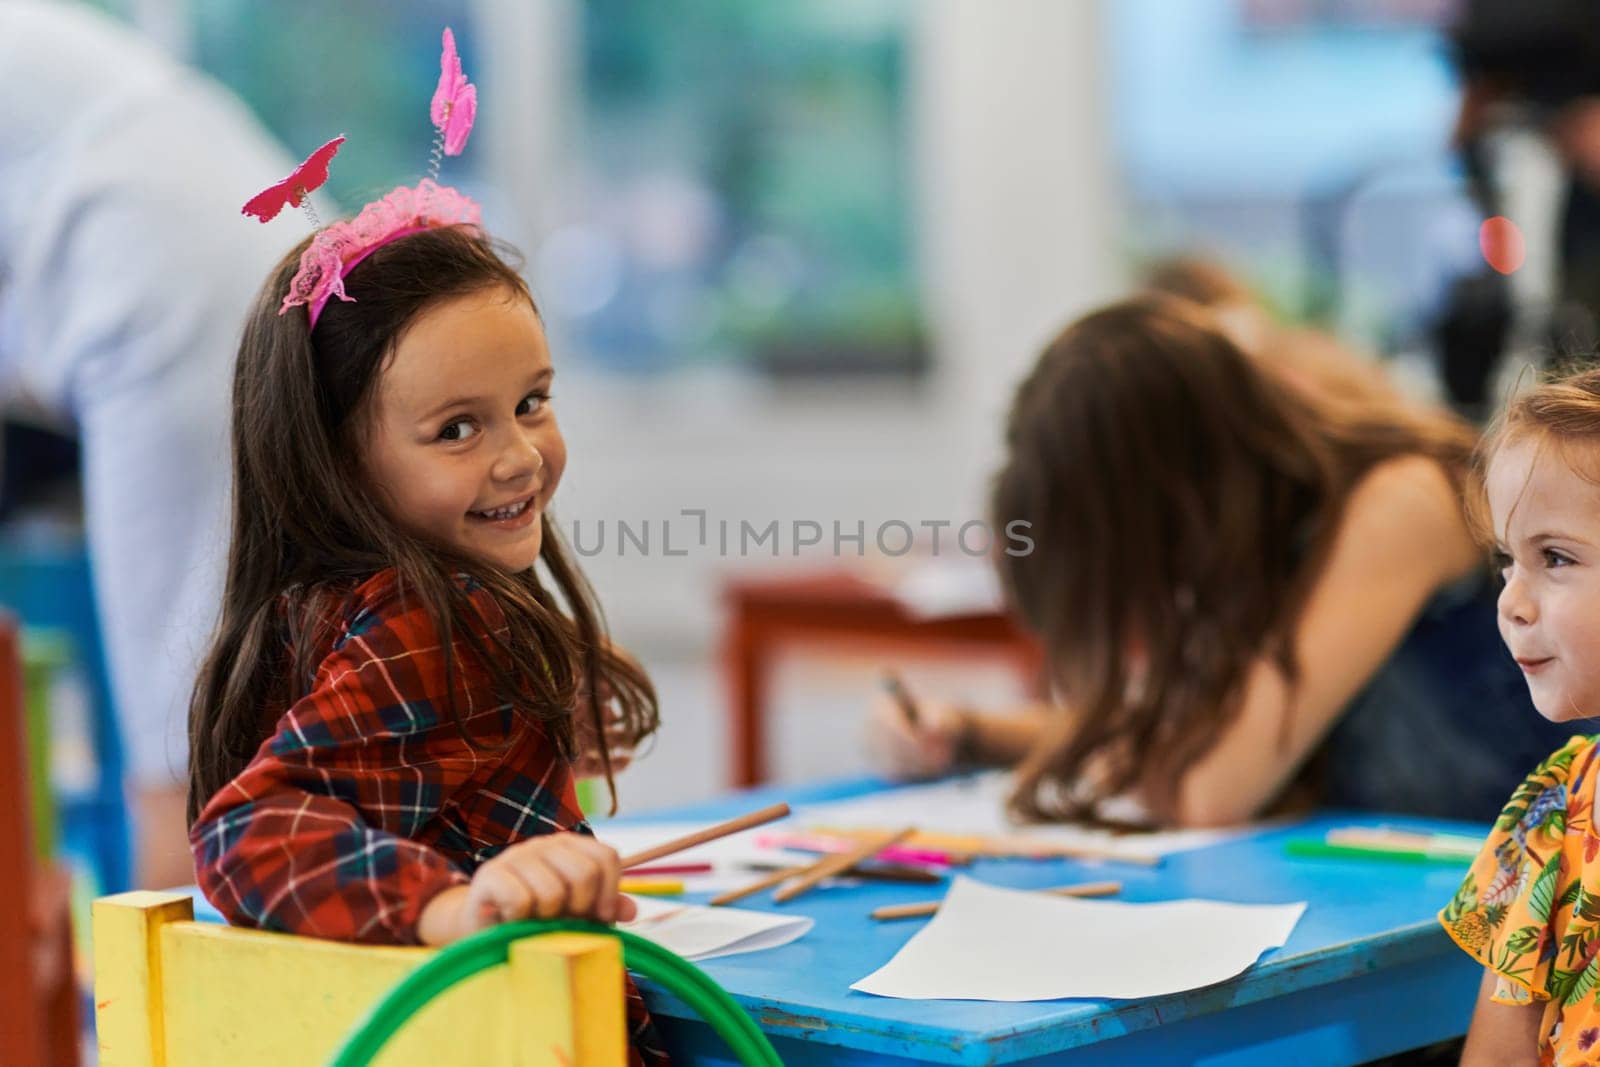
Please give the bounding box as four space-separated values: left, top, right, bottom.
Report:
993 297 1474 823
188 225 657 822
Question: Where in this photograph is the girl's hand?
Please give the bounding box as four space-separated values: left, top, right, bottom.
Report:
417 833 637 946
865 692 973 781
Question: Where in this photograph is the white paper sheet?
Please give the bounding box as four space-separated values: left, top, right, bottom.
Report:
852 876 1305 1001
591 821 816 893
620 896 813 961
797 772 1253 862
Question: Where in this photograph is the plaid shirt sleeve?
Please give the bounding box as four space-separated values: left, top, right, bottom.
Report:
190 575 479 944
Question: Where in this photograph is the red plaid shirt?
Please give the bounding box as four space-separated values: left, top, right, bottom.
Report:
191 569 667 1063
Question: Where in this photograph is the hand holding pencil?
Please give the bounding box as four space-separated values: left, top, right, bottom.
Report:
866 671 973 782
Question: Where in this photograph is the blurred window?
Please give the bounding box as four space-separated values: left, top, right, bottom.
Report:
1108 0 1468 342
559 0 925 377
191 0 482 208
185 0 925 380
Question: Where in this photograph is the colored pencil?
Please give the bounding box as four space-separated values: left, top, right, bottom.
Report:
756 831 969 867
623 862 715 877
882 671 920 727
617 802 791 869
1324 827 1480 858
741 860 943 885
1284 839 1472 864
709 864 808 907
773 827 918 904
870 879 1123 921
711 827 918 907
803 826 1160 867
618 878 685 896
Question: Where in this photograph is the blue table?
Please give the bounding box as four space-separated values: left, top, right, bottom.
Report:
618 777 1484 1066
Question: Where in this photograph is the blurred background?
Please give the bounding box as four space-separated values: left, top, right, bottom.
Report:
7 0 1588 889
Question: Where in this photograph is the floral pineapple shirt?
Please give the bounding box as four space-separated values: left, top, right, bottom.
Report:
1441 735 1600 1065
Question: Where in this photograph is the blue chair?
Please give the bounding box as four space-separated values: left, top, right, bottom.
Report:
0 528 131 893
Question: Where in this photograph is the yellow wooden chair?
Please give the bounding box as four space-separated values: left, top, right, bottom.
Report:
93 890 629 1066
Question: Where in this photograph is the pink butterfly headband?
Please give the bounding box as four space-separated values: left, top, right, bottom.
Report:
242 27 482 329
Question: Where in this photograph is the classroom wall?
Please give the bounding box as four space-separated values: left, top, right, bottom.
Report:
532 0 1128 809
56 0 1126 809
548 0 1126 656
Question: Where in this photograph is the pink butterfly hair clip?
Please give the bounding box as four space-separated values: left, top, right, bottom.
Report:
429 27 477 174
243 26 484 328
241 135 344 224
280 180 481 325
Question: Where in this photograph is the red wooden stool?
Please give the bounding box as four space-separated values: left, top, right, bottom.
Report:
720 569 1043 787
0 615 80 1067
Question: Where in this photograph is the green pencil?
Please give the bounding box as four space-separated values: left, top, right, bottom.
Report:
1283 839 1473 865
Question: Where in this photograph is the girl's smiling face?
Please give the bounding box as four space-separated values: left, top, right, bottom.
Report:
1489 436 1600 722
362 286 566 574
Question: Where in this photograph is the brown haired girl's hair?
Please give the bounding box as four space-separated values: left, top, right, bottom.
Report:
188 225 657 822
993 297 1475 824
1141 255 1254 308
1468 363 1600 542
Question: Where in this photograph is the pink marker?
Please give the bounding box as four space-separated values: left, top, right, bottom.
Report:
623 862 714 877
755 832 958 868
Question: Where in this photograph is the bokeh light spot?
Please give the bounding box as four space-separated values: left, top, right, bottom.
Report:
1479 216 1526 275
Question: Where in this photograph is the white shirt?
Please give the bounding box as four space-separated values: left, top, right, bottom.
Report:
0 0 302 408
0 0 311 783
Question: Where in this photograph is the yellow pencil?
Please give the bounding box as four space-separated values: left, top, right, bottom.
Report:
619 878 685 896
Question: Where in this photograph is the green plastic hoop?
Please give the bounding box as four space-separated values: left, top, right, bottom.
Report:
327 919 783 1067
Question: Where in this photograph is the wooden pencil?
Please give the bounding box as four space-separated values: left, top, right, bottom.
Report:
741 860 943 885
711 826 922 907
810 826 1160 867
617 802 791 869
708 864 809 907
1004 840 1162 867
881 671 919 727
870 879 1123 921
772 827 918 904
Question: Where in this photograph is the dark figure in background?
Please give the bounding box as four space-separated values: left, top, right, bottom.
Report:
1442 0 1600 417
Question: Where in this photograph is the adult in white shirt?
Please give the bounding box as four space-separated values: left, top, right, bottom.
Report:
0 1 308 887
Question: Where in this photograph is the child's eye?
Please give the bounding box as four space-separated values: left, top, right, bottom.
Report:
439 418 478 442
1543 548 1575 569
517 392 550 417
1490 549 1512 574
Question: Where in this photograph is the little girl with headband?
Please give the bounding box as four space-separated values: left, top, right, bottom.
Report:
186 30 667 1062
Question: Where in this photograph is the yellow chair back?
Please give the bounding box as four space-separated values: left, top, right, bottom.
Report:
93 891 627 1066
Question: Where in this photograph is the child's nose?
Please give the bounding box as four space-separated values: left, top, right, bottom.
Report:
492 428 544 483
1498 571 1538 627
